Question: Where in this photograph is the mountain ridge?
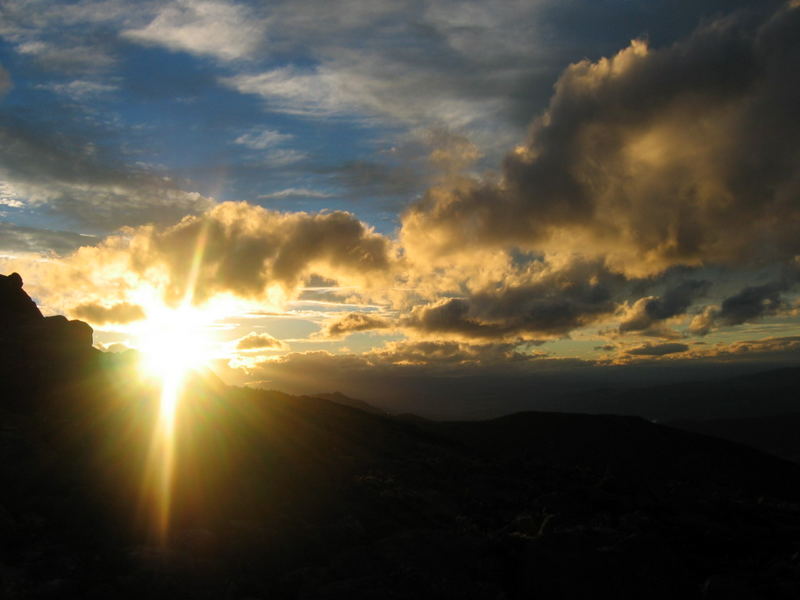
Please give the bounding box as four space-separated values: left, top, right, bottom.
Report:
3 272 800 598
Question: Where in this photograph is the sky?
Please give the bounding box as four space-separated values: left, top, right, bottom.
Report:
1 0 799 416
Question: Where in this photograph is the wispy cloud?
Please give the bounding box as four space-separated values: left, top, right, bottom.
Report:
258 188 334 199
38 80 119 100
122 0 267 61
234 128 293 150
232 128 307 166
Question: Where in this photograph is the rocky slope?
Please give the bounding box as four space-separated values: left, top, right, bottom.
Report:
2 273 800 599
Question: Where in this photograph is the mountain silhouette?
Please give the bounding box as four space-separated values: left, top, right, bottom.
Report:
313 391 387 416
552 367 800 421
3 272 800 598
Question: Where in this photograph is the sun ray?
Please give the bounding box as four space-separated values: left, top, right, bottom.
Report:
137 222 214 543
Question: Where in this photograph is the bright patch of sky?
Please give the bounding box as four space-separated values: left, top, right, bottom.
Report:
1 0 798 394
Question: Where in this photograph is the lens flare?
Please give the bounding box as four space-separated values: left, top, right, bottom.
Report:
135 219 217 543
134 303 217 541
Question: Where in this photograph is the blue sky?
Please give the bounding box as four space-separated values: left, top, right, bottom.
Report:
1 0 799 412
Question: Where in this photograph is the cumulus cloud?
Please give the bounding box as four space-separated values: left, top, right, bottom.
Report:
689 277 797 335
71 301 145 325
235 331 287 351
717 282 789 325
141 202 393 303
10 201 394 312
401 4 800 276
619 280 709 336
319 312 392 338
403 258 625 340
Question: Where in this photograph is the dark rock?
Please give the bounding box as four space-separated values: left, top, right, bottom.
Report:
3 272 800 598
0 272 43 326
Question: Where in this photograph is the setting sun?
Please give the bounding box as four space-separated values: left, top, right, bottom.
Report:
130 302 222 541
135 304 216 382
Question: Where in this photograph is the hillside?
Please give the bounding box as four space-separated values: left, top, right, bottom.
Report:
3 272 800 598
671 413 800 464
551 367 800 421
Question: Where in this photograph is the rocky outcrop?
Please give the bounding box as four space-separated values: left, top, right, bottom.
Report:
0 272 94 348
1 272 96 410
3 272 800 598
0 271 43 325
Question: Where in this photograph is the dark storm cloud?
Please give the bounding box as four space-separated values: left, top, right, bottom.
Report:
402 3 800 275
626 342 689 356
71 301 145 325
404 259 625 340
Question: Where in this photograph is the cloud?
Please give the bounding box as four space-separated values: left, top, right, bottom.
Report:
233 128 307 165
401 4 800 276
626 342 689 356
319 312 392 338
0 64 12 96
689 277 797 335
0 118 214 230
619 279 709 335
327 160 422 199
687 306 719 337
403 258 625 340
38 80 119 100
142 202 393 303
258 188 334 200
122 0 267 61
700 335 800 359
71 301 145 325
234 339 554 397
235 331 287 351
15 41 117 73
234 129 293 150
0 222 96 256
717 282 789 325
10 201 394 312
224 332 800 418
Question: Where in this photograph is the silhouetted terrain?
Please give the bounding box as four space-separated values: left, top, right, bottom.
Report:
671 414 800 464
3 272 800 598
313 392 387 416
553 367 800 421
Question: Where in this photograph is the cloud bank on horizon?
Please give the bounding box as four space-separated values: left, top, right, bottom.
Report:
1 0 799 402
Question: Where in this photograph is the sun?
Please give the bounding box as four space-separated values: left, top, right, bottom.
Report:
135 303 216 383
132 301 220 542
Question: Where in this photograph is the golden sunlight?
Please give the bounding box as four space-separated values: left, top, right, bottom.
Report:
135 304 216 382
133 302 220 542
